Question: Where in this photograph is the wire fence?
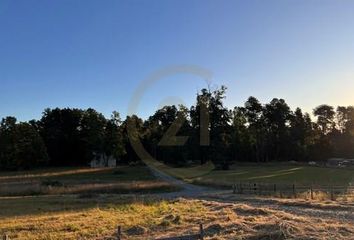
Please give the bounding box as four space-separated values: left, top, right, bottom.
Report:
231 182 354 200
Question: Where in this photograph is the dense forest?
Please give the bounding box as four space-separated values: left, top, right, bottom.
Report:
1 86 354 170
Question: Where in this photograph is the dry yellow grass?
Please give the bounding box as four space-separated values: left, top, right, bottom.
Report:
0 195 205 240
1 194 353 240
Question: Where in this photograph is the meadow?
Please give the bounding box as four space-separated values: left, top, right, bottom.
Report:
1 194 353 239
0 166 177 196
1 164 354 239
190 164 354 186
146 160 354 187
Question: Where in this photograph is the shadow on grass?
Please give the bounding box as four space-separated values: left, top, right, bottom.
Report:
0 180 180 197
0 193 167 219
0 166 155 183
0 166 175 197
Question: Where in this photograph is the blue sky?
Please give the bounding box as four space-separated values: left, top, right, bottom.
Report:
0 0 353 121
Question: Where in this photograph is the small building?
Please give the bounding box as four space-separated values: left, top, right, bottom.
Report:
90 152 117 168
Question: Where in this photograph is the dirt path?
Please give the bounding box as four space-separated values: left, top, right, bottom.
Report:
147 165 213 198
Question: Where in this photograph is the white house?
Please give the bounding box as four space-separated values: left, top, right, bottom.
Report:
90 152 117 168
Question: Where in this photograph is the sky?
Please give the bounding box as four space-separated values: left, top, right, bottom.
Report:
0 0 354 121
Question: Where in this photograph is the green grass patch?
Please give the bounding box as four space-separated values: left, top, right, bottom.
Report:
191 164 354 186
141 157 215 179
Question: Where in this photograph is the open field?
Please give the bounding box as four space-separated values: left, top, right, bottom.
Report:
1 165 354 239
146 160 354 186
138 158 216 180
0 194 353 239
1 164 353 197
0 166 177 196
188 164 354 186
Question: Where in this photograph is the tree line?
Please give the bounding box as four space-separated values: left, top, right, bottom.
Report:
1 86 354 170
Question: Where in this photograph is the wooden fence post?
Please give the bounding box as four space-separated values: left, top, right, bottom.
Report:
310 185 314 200
199 224 204 240
117 226 121 240
330 186 335 201
232 184 236 194
293 184 296 198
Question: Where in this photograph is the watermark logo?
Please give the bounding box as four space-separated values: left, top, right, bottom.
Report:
127 65 212 162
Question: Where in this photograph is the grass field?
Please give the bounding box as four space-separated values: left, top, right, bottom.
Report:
1 164 352 195
139 158 216 179
1 164 354 239
0 166 177 196
0 195 203 239
142 158 354 186
1 194 353 239
188 164 354 186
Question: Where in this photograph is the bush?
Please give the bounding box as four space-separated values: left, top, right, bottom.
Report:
41 180 64 187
